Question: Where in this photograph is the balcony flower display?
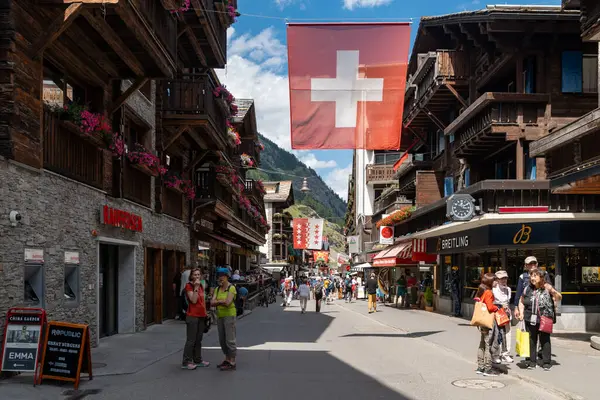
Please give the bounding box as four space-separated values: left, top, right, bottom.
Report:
256 142 265 151
239 195 251 210
180 179 196 200
227 4 240 22
256 180 266 195
228 127 241 146
164 171 182 189
213 84 234 103
375 205 416 228
126 143 167 177
240 153 254 168
109 133 125 158
170 0 191 13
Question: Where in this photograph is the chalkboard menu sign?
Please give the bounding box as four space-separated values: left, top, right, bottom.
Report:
38 322 92 389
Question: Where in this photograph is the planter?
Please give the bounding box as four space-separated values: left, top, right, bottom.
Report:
131 162 158 177
60 119 106 149
166 185 184 195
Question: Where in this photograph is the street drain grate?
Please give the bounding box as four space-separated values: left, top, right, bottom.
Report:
92 362 107 369
452 379 506 390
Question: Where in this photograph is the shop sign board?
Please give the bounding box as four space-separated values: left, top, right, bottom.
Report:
24 249 44 263
101 205 142 232
64 252 80 264
1 308 46 376
38 322 92 390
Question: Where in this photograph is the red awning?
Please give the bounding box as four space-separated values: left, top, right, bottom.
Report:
412 239 437 263
373 242 413 267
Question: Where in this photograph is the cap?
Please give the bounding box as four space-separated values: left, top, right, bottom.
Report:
216 267 230 277
495 270 508 279
524 256 538 265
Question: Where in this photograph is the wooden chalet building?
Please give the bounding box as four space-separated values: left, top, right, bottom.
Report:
0 0 261 344
382 5 600 331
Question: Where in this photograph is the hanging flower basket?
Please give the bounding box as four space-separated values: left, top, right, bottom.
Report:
228 126 241 146
240 153 254 168
180 179 196 200
126 143 167 177
375 206 416 228
256 180 266 195
168 0 191 13
255 142 264 152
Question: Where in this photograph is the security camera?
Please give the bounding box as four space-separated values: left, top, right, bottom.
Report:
9 211 22 227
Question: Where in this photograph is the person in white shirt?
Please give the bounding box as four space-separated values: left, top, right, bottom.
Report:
298 280 311 313
493 270 513 363
232 270 241 281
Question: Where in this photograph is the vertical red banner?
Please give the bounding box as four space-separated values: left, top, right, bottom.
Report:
292 218 309 249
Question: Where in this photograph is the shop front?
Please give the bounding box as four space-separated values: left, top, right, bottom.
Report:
427 220 600 331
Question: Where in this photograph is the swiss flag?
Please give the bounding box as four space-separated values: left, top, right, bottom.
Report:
287 23 411 150
292 218 309 249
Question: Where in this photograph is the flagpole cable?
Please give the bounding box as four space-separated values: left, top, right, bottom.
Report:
176 8 415 23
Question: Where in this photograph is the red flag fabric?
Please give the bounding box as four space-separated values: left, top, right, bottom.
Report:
287 23 411 150
292 218 309 249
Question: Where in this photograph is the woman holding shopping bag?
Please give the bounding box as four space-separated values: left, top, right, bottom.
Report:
473 273 502 376
518 268 558 371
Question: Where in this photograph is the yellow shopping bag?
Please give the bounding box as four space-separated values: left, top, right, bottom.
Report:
515 321 530 358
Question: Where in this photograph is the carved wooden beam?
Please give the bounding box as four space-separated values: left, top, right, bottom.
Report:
109 78 149 114
164 126 190 151
63 21 120 78
30 3 83 59
182 25 208 66
185 150 210 173
444 83 469 109
82 9 145 77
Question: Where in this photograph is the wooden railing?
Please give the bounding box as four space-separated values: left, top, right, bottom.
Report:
196 170 226 202
366 165 396 183
139 0 177 59
43 107 104 189
161 76 228 140
244 179 262 200
163 187 183 219
123 162 152 208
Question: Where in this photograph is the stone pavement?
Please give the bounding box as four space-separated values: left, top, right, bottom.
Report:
0 299 591 400
338 299 600 400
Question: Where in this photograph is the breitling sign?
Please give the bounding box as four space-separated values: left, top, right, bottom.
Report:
438 236 469 251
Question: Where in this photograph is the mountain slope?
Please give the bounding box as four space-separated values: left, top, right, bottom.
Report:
248 134 347 221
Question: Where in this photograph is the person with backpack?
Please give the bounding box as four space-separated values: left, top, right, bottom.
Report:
345 276 353 303
314 277 324 312
514 256 537 320
236 285 249 317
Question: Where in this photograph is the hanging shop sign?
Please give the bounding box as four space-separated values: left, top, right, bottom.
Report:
101 205 142 232
1 308 47 379
200 219 214 230
24 249 44 263
64 252 80 265
379 226 394 245
38 322 93 390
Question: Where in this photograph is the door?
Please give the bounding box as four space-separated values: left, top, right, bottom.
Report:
99 243 119 337
162 251 176 320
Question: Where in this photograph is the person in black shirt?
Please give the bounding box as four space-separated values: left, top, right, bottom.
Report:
366 273 379 313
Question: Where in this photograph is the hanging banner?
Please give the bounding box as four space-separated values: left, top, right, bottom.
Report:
347 235 360 254
287 23 411 150
307 218 324 250
292 218 309 249
379 226 394 245
313 251 330 263
337 253 350 265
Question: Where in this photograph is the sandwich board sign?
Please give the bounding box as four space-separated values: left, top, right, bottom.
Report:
38 321 93 389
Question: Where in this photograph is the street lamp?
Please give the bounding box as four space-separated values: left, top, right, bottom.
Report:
300 177 311 192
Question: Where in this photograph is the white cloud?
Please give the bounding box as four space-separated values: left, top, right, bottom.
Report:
217 27 292 149
343 0 393 10
274 0 297 9
324 164 352 200
300 153 338 169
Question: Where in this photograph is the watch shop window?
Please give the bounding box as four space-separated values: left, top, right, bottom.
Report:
463 250 503 300
123 114 152 207
561 248 600 306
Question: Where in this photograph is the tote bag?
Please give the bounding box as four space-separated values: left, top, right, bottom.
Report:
470 301 494 329
495 308 510 327
515 321 530 357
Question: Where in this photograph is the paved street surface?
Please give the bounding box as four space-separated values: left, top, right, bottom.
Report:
1 298 598 400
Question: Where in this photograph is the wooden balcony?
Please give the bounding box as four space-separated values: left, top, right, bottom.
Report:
403 50 469 129
366 164 396 184
581 0 600 41
42 107 104 189
160 75 229 150
445 92 550 157
244 179 263 201
239 139 260 166
123 161 152 208
162 187 183 219
181 0 228 68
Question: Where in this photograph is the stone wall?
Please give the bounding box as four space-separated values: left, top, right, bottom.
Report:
0 157 190 345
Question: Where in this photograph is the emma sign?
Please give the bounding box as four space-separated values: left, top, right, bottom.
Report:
101 206 143 232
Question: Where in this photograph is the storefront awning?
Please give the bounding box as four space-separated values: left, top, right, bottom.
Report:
373 242 413 267
261 266 285 273
208 234 241 248
351 262 372 271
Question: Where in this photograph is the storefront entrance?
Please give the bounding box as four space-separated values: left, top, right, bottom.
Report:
145 248 186 325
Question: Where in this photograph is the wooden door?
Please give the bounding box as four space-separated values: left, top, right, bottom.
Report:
162 250 178 320
153 249 163 324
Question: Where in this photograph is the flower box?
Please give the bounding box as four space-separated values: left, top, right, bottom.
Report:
59 119 106 149
166 184 184 195
131 162 159 177
216 97 231 117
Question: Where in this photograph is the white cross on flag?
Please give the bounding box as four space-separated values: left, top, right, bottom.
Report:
292 218 309 249
287 23 411 149
306 218 324 250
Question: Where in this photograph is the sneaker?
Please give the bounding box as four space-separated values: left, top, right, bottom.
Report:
543 364 551 371
483 369 500 377
526 363 537 370
492 358 502 365
182 363 197 370
475 367 484 374
501 355 514 363
194 361 210 368
220 362 236 371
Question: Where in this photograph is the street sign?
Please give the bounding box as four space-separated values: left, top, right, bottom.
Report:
1 307 47 385
38 321 93 389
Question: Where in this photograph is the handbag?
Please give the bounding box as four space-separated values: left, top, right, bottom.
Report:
515 321 530 357
495 308 510 327
539 315 553 333
470 301 494 329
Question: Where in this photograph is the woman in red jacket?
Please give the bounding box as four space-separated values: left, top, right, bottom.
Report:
474 273 501 376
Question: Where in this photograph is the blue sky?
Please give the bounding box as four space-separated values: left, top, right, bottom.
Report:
217 0 561 200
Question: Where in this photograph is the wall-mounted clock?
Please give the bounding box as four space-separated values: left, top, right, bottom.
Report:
446 194 476 222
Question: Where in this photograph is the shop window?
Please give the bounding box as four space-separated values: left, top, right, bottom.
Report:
561 248 600 307
64 265 79 303
24 264 44 307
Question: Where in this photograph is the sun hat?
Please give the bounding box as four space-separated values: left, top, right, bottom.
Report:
524 256 538 265
495 270 508 279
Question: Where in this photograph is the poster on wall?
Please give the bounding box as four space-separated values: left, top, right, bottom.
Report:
582 267 600 284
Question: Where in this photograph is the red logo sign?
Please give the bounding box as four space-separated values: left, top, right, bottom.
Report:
102 205 143 232
381 226 393 239
287 23 411 150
